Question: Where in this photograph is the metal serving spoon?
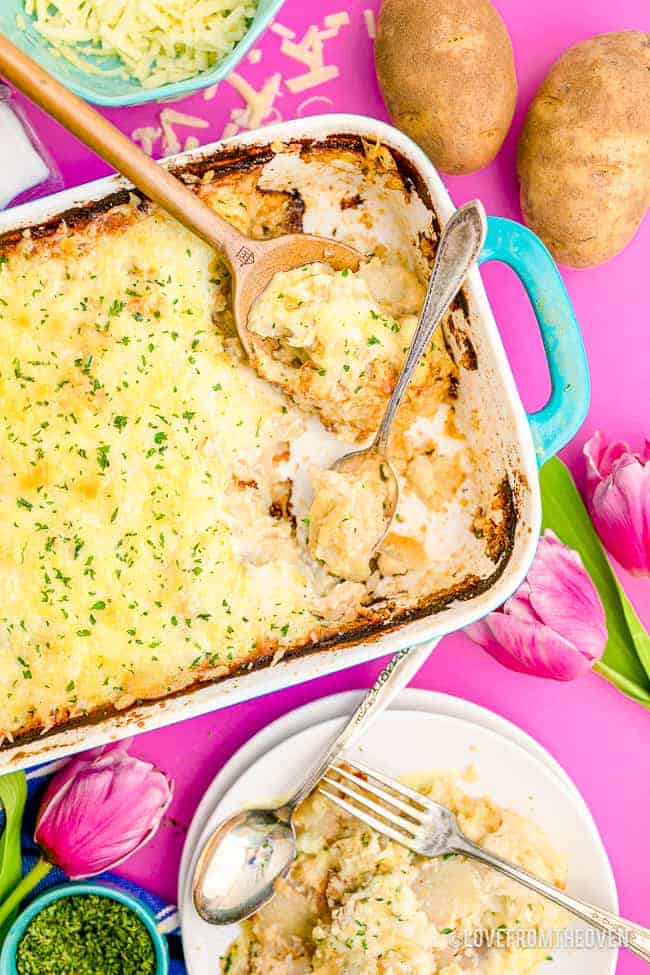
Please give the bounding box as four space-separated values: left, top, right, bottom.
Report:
329 199 487 553
0 34 361 354
192 640 437 925
192 206 484 925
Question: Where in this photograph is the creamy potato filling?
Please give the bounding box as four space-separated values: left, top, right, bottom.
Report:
308 464 389 583
223 772 568 975
247 259 423 442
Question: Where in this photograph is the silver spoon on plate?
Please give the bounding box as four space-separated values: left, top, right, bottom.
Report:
327 199 486 554
191 640 437 924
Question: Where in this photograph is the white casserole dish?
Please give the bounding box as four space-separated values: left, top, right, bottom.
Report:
0 114 589 770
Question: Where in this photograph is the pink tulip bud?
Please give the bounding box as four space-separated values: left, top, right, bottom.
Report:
583 430 650 576
35 742 173 879
466 530 607 680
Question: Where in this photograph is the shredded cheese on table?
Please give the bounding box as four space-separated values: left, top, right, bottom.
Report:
21 0 258 88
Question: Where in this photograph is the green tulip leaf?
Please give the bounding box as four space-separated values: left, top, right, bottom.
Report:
0 770 27 944
617 586 650 683
540 457 650 708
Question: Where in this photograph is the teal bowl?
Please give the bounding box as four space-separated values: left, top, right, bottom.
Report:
0 0 286 106
0 882 169 975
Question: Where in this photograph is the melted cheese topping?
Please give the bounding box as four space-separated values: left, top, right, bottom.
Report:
0 172 469 742
224 773 568 975
0 207 327 740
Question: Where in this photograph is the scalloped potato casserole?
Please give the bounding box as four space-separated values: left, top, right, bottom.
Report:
0 138 515 744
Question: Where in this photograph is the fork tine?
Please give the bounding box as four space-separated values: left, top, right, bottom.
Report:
338 758 432 808
322 774 421 833
319 787 420 850
327 766 427 824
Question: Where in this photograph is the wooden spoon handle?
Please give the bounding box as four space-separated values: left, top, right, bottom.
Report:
0 32 250 265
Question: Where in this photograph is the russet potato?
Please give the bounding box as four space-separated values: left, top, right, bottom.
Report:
375 0 517 175
517 31 650 268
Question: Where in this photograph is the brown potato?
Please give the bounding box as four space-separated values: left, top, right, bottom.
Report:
375 0 517 175
517 31 650 268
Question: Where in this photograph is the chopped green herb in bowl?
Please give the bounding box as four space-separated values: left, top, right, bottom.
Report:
0 884 168 975
16 895 155 975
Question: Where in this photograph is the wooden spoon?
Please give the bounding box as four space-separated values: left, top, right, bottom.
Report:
0 34 361 354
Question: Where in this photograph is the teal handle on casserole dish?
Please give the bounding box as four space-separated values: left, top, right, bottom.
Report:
478 217 590 467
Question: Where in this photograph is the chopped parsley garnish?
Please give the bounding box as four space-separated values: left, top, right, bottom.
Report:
16 894 156 975
97 444 111 469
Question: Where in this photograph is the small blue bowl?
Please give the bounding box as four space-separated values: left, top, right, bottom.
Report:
0 882 169 975
0 0 286 106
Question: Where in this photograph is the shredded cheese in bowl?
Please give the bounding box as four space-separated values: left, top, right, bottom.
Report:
21 0 258 87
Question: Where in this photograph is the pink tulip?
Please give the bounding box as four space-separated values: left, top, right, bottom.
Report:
0 743 172 928
466 530 607 680
35 742 173 878
583 430 650 576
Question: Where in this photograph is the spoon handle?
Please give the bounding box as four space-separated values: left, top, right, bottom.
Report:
455 835 650 963
0 33 252 268
375 200 487 453
285 640 438 811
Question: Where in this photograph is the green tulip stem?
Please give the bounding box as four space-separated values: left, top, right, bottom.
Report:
0 858 52 929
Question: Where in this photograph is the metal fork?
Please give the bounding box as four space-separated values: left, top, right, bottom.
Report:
320 759 650 964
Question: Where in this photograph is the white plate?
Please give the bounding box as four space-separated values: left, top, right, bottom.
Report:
179 692 617 975
178 688 582 868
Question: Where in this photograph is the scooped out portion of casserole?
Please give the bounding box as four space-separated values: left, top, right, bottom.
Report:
0 138 514 745
308 464 389 583
247 256 471 582
221 772 569 975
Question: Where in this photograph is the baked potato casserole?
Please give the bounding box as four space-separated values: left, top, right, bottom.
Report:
222 772 568 975
0 137 514 745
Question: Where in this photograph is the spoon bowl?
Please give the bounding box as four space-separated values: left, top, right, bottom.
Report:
327 200 487 557
232 233 361 357
192 808 296 925
331 448 400 555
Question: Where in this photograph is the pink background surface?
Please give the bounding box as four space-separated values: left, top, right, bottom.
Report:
8 0 650 971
